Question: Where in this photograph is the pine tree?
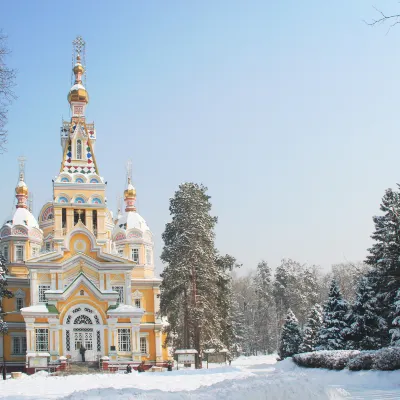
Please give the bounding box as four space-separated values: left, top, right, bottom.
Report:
160 183 221 368
215 254 240 352
278 309 302 359
230 298 246 357
254 261 277 354
390 288 400 346
366 187 400 346
345 276 384 350
318 280 348 350
299 304 323 353
0 252 13 335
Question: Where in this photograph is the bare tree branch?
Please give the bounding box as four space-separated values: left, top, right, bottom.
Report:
0 31 17 153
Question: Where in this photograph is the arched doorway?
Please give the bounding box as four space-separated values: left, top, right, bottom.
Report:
63 304 103 361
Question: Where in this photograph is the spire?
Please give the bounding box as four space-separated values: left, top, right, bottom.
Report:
15 158 28 209
68 36 89 113
124 177 137 212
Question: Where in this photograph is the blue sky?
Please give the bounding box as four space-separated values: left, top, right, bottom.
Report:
1 0 400 275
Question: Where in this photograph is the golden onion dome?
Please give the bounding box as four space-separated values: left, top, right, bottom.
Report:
124 178 136 198
15 177 28 196
68 84 89 104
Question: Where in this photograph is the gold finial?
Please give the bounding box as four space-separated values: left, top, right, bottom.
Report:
78 259 84 273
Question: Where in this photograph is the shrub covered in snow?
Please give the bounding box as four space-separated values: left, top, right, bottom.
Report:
293 350 359 370
347 352 375 371
372 347 400 370
293 347 400 371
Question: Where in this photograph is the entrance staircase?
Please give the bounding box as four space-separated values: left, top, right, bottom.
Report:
57 361 101 376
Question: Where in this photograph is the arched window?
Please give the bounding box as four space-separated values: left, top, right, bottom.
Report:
74 315 92 325
76 140 82 160
75 178 84 183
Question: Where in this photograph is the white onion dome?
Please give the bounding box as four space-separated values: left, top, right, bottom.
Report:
10 207 39 229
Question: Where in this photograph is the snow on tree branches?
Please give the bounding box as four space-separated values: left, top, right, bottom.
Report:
299 304 323 353
318 280 348 350
0 252 13 334
278 309 302 359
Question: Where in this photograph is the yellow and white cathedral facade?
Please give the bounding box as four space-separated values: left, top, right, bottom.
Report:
0 37 168 371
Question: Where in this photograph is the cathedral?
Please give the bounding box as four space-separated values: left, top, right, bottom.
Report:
0 37 168 372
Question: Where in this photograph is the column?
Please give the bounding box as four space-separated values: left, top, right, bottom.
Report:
30 271 37 305
155 329 162 361
24 318 35 352
66 208 74 232
48 317 60 359
57 272 63 290
50 273 56 290
106 274 110 290
99 273 105 291
86 209 93 232
130 320 141 362
125 272 132 305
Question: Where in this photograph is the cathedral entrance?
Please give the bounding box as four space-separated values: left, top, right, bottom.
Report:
63 304 103 361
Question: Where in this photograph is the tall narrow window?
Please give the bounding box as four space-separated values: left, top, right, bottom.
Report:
132 248 139 263
62 208 67 229
16 245 24 262
35 329 49 351
118 329 131 352
12 337 27 354
38 285 50 303
2 246 8 261
76 139 82 160
112 286 124 303
93 210 97 236
140 337 147 354
16 297 24 310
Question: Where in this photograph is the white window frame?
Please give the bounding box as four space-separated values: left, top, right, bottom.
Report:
118 328 131 352
131 248 139 263
112 286 124 304
38 285 50 303
12 336 27 355
140 336 148 354
35 328 49 351
15 245 24 262
1 245 8 262
134 298 141 309
16 297 24 310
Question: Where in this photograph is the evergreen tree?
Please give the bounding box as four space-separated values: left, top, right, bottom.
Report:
390 288 400 346
345 276 384 350
254 260 277 354
230 298 246 357
215 253 240 352
318 280 348 350
0 252 13 334
366 188 400 346
299 304 323 353
278 308 302 359
160 183 221 368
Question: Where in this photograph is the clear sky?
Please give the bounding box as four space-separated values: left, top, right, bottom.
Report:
1 0 399 275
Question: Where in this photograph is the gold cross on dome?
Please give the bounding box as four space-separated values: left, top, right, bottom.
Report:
73 36 85 55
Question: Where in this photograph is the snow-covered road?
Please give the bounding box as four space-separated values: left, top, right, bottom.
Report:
0 355 399 399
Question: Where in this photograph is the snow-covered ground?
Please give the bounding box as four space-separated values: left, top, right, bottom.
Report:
1 355 400 399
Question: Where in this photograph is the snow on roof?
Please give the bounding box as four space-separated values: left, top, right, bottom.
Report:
70 83 86 92
203 349 229 353
21 305 49 313
27 352 50 357
114 211 150 234
175 349 198 354
12 207 39 229
107 304 143 313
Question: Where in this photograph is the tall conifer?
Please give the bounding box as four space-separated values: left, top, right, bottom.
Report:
160 183 221 368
